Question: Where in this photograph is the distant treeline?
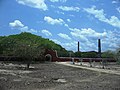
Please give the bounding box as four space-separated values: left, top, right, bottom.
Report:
57 50 115 58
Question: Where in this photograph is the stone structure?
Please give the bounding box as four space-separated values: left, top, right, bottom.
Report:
98 39 101 58
44 49 115 62
78 41 80 52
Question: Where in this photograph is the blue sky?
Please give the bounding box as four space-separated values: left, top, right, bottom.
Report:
0 0 120 52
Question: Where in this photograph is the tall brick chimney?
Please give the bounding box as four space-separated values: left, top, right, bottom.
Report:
78 41 80 52
98 39 101 58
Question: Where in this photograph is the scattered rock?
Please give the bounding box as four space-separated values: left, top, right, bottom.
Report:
0 77 7 81
52 78 67 83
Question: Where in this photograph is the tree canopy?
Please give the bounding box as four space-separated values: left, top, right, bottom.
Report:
0 32 66 56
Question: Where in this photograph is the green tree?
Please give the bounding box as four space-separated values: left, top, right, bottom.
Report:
114 47 120 64
81 51 97 58
14 41 45 69
57 51 69 57
74 51 81 57
101 50 115 58
68 51 74 57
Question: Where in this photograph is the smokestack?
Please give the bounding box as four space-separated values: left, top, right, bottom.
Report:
78 41 79 52
98 39 101 58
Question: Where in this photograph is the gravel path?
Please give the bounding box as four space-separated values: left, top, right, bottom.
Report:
56 62 120 75
0 62 120 90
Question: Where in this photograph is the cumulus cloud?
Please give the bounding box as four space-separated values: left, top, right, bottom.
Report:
102 30 120 50
9 20 24 28
16 0 48 11
49 0 67 2
116 7 120 13
41 29 52 36
44 16 65 25
59 40 96 51
50 39 79 51
59 6 80 12
58 33 71 40
61 41 77 51
84 6 120 28
69 27 120 51
20 26 29 31
9 20 37 33
70 28 107 40
49 27 120 51
21 27 37 33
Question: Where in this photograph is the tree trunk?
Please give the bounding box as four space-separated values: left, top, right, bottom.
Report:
27 63 30 69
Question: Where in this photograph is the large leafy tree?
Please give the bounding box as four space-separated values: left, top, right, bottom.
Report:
14 41 45 69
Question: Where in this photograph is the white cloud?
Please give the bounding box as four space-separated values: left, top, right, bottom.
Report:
70 28 88 42
69 27 120 51
112 0 119 4
20 26 29 31
108 16 120 28
44 16 65 25
64 24 69 27
21 27 37 33
116 7 120 13
29 29 38 33
50 27 120 51
16 0 48 11
102 30 120 50
67 19 71 22
80 28 107 38
61 41 77 51
51 39 61 44
19 26 38 33
84 6 106 21
49 0 67 2
56 11 64 15
60 40 96 51
58 33 71 40
59 6 80 12
9 20 24 28
41 29 52 36
9 20 37 33
70 28 107 40
84 6 120 28
69 14 75 17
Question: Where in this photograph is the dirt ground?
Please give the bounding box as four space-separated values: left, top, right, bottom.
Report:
0 62 120 90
